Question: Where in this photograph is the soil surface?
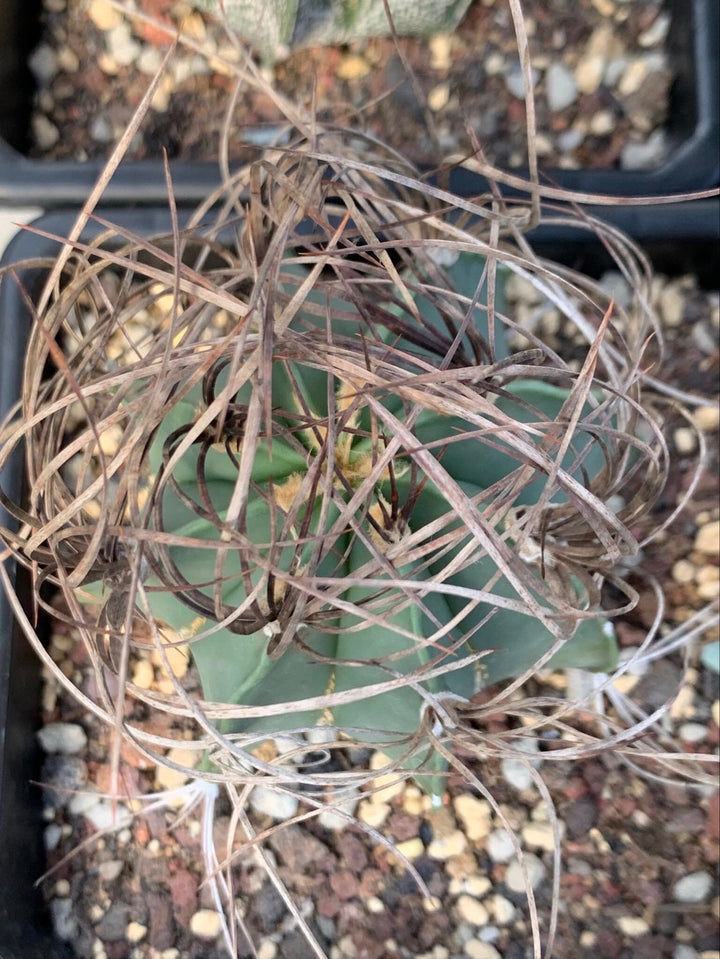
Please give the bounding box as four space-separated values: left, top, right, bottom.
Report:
29 0 673 170
36 265 720 959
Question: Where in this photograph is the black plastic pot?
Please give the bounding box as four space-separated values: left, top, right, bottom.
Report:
0 203 718 957
0 0 717 207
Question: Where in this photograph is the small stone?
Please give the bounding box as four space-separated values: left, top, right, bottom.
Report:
486 829 516 864
88 0 122 30
464 876 492 897
366 897 385 914
337 55 371 80
42 755 88 807
521 820 563 851
98 860 124 882
427 829 468 860
44 823 62 851
660 282 686 326
456 895 489 926
505 853 546 893
257 943 277 959
428 84 450 112
501 739 541 792
29 45 59 83
32 115 60 150
57 46 80 72
126 922 147 943
51 898 79 941
106 23 141 68
695 521 720 555
369 773 405 804
639 13 671 48
357 800 391 828
621 129 666 170
189 909 222 940
488 894 515 925
546 62 578 112
672 560 696 585
590 109 615 136
131 659 154 689
84 801 131 832
575 56 605 95
38 722 87 755
505 63 540 99
672 871 713 904
453 794 492 841
249 786 299 821
90 115 113 144
693 406 720 432
395 838 425 861
674 428 697 455
154 748 198 792
673 947 698 959
429 34 452 72
678 723 708 744
465 941 501 959
616 916 650 937
618 58 649 96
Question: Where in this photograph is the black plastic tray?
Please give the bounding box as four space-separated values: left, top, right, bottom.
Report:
0 0 718 207
0 203 718 958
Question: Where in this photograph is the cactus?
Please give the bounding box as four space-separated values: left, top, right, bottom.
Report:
84 249 618 786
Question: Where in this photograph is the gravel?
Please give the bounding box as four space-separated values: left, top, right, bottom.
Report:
37 721 88 754
672 871 714 904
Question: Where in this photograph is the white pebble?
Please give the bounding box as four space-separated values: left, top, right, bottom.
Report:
248 786 299 821
44 823 62 851
521 820 563 851
546 62 578 112
488 894 515 925
672 871 713 904
486 828 516 864
51 898 78 941
505 853 546 893
29 45 59 83
456 894 489 926
84 801 131 832
621 129 666 170
505 63 540 100
465 941 502 959
126 922 147 943
38 722 88 755
678 723 708 744
616 916 650 937
189 909 222 940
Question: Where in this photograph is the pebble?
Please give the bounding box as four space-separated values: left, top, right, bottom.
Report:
674 428 697 455
695 521 720 555
453 794 492 841
105 23 141 68
618 58 649 97
488 894 515 925
504 63 540 100
672 871 714 904
51 897 79 941
672 559 696 585
486 828 517 864
505 853 546 893
357 800 390 828
44 823 62 851
456 895 489 926
337 55 371 80
693 405 720 432
679 722 709 744
590 109 615 136
521 820 563 851
248 785 299 821
32 114 60 150
154 748 199 791
616 916 650 937
575 55 605 95
257 943 278 959
84 801 131 832
42 755 88 807
126 922 147 943
29 45 59 83
88 0 122 30
98 860 124 882
546 62 578 112
395 836 425 861
428 83 451 112
621 129 666 170
673 947 699 959
429 34 453 72
38 722 87 755
189 909 222 940
89 115 113 144
500 751 538 792
639 13 671 48
427 829 468 860
465 942 501 959
659 281 686 326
